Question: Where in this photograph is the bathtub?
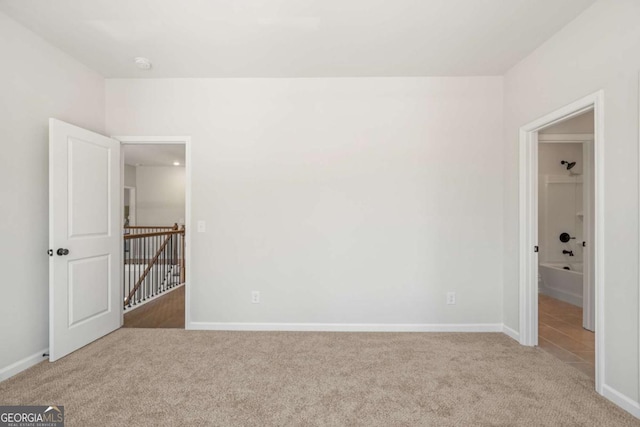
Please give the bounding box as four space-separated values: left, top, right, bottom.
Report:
538 263 583 307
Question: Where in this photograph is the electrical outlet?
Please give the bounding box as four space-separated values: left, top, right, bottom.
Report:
251 291 260 304
197 220 206 233
446 292 456 305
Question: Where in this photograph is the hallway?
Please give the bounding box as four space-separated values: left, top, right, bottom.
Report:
123 285 185 329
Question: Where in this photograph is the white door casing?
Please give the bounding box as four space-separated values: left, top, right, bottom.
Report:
49 119 121 362
115 135 192 329
519 90 605 394
582 138 595 331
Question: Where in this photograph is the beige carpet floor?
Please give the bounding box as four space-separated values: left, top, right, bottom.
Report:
0 330 638 426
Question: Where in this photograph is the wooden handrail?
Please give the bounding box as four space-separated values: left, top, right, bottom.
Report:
124 233 174 306
124 229 184 240
125 225 176 229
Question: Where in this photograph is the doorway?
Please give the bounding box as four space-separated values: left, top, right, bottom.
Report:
49 120 193 360
117 137 192 329
519 91 604 393
536 111 595 379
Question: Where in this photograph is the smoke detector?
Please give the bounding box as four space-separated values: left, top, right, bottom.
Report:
134 57 152 70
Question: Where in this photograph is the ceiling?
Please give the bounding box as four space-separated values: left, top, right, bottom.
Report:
123 144 185 167
0 0 595 78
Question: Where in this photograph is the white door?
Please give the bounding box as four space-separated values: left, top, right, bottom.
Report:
49 119 121 361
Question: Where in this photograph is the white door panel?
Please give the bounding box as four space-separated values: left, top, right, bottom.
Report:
49 119 121 361
68 255 110 327
68 138 110 237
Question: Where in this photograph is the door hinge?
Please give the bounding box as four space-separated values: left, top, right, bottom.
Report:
47 249 53 257
534 246 539 253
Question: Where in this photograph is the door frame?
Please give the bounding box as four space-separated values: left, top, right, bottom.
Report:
518 90 604 394
537 133 594 331
124 186 136 226
114 136 192 328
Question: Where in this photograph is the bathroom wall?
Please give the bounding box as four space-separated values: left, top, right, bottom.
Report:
538 143 584 265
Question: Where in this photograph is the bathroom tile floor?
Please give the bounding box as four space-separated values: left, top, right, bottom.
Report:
538 294 595 380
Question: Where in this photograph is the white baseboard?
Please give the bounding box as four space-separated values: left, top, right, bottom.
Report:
187 322 504 332
502 324 520 341
0 348 48 382
602 385 640 419
124 283 184 313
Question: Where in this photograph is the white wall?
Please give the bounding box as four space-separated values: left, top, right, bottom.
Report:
538 143 584 264
106 77 504 328
124 164 137 188
503 0 640 405
0 12 104 376
539 110 594 134
135 166 185 225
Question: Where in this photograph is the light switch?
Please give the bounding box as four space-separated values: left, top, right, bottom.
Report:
197 220 206 233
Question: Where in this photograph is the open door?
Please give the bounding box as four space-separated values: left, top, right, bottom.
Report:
49 119 121 361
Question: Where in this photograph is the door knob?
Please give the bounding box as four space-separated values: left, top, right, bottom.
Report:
56 248 69 256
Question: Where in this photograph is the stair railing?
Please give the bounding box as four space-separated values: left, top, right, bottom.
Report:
123 224 185 309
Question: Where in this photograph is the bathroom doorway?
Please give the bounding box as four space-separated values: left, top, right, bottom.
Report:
536 110 595 379
518 91 603 392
